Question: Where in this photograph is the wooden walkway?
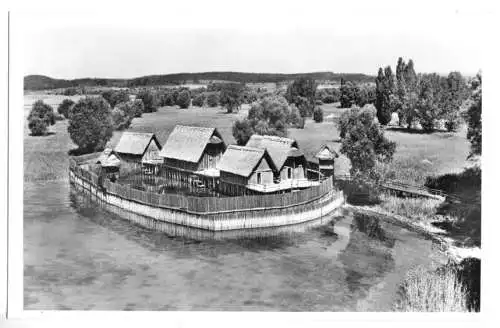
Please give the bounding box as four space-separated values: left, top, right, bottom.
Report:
335 174 474 203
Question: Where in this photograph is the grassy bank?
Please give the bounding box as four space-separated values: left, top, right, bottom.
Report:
374 193 443 223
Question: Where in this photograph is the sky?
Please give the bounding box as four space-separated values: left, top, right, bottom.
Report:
16 0 493 79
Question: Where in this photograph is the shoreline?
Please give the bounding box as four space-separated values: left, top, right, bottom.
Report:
345 204 480 263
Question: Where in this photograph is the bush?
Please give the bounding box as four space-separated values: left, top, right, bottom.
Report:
206 92 219 107
57 99 74 119
192 93 205 107
68 96 113 153
322 94 337 104
111 108 131 130
63 87 78 96
28 100 55 136
28 117 48 136
313 107 324 123
176 90 191 109
445 113 462 132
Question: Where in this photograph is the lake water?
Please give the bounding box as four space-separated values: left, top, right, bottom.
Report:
24 179 445 311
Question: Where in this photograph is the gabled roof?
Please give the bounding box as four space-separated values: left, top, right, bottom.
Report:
114 132 161 156
245 135 298 171
96 148 121 167
159 125 225 163
217 145 277 177
315 143 340 160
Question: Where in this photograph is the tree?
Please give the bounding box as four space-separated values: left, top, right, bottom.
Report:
101 90 130 108
338 107 396 178
339 79 360 108
206 92 219 107
313 106 324 123
116 99 144 118
442 71 467 132
232 96 291 145
192 93 205 107
463 73 482 157
136 90 157 113
415 73 445 132
286 77 317 117
220 83 244 113
28 117 48 136
57 99 74 119
111 107 131 130
232 119 254 145
176 90 191 109
28 100 56 136
375 66 396 125
68 97 113 153
288 105 305 129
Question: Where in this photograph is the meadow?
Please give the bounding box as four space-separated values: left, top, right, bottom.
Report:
24 95 471 187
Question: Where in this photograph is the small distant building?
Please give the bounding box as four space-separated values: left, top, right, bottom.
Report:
217 145 278 195
159 125 226 179
114 132 162 173
245 135 307 183
313 143 339 179
96 148 121 179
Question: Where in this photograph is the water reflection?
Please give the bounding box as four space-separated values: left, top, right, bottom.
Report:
338 214 396 295
24 181 444 311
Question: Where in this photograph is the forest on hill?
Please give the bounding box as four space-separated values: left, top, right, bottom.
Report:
24 71 374 90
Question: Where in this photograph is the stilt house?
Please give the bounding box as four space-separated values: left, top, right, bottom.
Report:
114 132 162 173
217 145 278 195
159 125 226 179
245 135 308 183
313 143 339 179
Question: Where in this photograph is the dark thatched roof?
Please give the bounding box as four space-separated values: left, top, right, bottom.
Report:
245 135 299 171
96 148 121 167
114 132 161 156
159 125 225 163
217 145 277 177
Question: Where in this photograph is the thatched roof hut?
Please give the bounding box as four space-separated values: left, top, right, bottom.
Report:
315 143 339 161
245 135 299 171
96 148 121 168
159 125 226 174
115 132 161 157
160 125 225 162
217 145 277 178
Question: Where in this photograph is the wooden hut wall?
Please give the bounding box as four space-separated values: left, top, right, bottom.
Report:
164 158 198 172
142 140 161 162
117 153 142 173
248 159 274 185
219 171 249 196
197 142 225 171
280 157 307 181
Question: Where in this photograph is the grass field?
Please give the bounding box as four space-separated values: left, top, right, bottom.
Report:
24 95 472 186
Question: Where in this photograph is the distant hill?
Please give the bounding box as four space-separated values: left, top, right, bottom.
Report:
24 72 375 91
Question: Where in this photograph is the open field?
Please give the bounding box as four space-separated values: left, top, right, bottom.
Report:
24 95 471 186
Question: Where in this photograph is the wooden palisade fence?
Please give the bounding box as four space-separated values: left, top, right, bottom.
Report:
69 156 345 230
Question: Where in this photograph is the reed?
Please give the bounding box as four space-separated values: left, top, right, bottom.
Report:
374 193 442 222
396 265 469 312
